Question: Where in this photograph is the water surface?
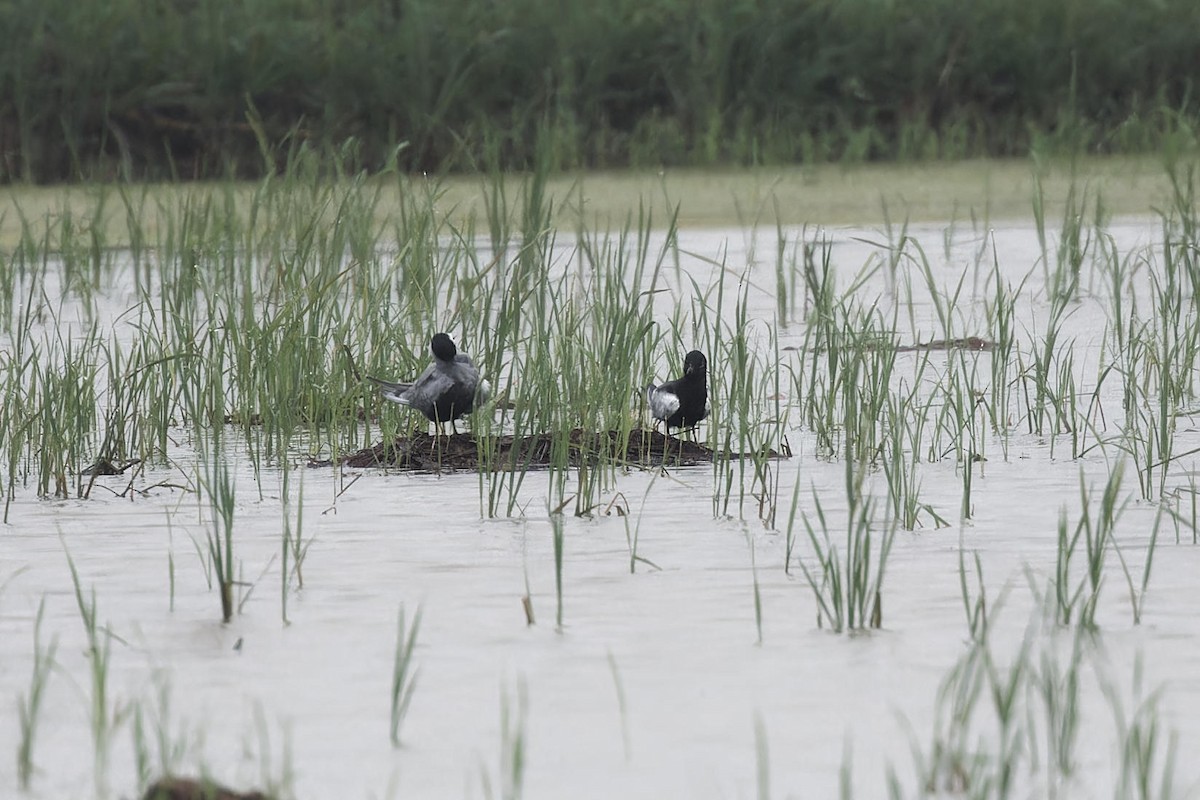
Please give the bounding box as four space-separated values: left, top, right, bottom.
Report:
2 217 1198 799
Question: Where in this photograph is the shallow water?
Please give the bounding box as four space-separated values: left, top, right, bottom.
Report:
4 216 1200 799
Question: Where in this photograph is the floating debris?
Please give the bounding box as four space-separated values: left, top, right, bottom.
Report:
785 336 995 354
318 428 786 472
895 336 995 352
81 458 141 476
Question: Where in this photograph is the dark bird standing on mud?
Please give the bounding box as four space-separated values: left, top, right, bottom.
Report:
369 333 489 433
646 349 709 434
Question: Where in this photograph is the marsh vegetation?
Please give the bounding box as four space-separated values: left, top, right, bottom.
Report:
2 151 1200 797
4 0 1200 182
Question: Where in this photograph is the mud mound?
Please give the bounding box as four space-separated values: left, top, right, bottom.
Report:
321 428 784 472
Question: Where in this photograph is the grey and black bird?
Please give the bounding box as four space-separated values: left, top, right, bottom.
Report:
646 350 709 434
368 333 489 433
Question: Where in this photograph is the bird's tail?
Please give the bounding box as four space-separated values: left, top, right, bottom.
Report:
367 375 410 391
367 375 413 405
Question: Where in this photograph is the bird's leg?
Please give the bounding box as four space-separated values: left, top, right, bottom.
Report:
665 427 682 463
431 421 454 467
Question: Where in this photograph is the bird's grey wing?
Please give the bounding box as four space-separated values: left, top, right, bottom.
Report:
404 367 455 406
451 355 488 400
646 384 680 420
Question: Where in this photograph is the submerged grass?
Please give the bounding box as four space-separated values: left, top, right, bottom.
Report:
279 458 311 624
16 597 57 791
1104 656 1181 800
493 679 528 800
64 543 119 795
905 604 1182 798
550 512 565 631
390 603 422 748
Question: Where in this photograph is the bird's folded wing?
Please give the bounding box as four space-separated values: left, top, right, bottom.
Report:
371 364 440 405
404 370 455 404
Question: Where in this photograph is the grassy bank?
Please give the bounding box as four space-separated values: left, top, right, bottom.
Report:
0 155 1181 249
2 0 1199 182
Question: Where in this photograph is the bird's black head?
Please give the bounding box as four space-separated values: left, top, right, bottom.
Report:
683 350 707 376
430 333 458 362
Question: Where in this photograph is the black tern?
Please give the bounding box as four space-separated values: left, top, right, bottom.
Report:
369 333 489 433
646 349 708 434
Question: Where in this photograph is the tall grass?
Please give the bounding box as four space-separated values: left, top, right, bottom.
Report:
1043 465 1129 629
200 437 237 623
794 454 896 633
798 284 896 464
706 260 787 521
983 255 1023 454
1114 159 1200 500
5 0 1200 181
5 160 799 519
1 145 1194 630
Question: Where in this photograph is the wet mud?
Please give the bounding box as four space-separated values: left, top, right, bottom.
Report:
323 428 786 471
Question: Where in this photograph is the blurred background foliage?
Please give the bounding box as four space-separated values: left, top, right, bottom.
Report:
2 0 1197 182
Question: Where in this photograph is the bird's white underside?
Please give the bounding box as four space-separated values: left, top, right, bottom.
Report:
647 386 680 419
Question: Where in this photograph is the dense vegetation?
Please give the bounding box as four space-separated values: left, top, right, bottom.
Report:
3 0 1198 182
